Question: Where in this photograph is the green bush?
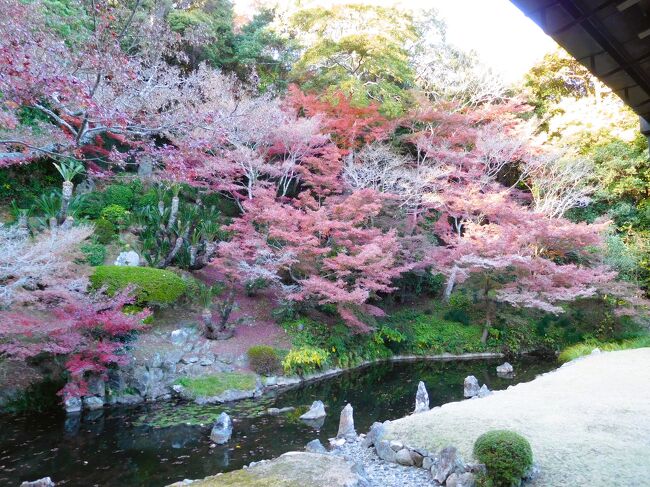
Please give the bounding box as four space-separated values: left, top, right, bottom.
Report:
473 430 533 487
80 243 106 266
282 317 393 368
247 345 282 376
94 218 117 244
100 204 130 227
282 347 329 376
90 265 188 306
104 183 136 209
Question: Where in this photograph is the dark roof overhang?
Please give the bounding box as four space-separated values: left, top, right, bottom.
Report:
510 0 650 121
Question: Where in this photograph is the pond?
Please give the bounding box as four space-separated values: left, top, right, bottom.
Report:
0 357 556 486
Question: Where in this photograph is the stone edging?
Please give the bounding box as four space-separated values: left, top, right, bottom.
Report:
263 352 506 392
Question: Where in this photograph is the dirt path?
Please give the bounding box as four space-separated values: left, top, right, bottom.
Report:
386 348 650 486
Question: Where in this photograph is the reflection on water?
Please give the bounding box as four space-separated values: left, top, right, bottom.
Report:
0 357 556 487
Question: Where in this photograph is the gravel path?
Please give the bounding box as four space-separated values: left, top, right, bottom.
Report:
334 439 435 487
386 348 650 486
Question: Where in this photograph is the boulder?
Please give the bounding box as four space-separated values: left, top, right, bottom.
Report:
64 396 82 414
410 450 424 467
20 478 55 487
414 380 430 413
114 250 140 267
422 455 436 470
329 437 346 448
305 439 328 454
496 362 514 376
432 446 464 484
463 376 480 398
375 440 397 462
395 448 414 466
167 452 369 487
268 407 295 416
300 400 326 420
361 422 386 448
477 384 492 398
210 412 233 444
446 472 476 487
337 403 356 440
389 440 404 452
170 329 190 346
82 396 104 410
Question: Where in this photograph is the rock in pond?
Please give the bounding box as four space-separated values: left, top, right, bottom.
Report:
337 403 356 440
414 380 429 413
300 400 327 420
463 375 480 398
83 396 104 410
63 396 82 414
20 478 55 487
210 412 233 445
496 362 514 377
167 451 369 487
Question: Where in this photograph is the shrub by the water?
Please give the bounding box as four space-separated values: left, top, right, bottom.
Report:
282 347 328 376
558 336 650 363
473 430 533 487
247 345 282 376
90 265 187 305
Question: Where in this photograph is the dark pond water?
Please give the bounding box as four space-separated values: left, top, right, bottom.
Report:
0 357 556 487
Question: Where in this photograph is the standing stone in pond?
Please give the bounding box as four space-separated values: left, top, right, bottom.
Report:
464 376 480 398
300 400 326 420
496 362 514 377
414 381 430 413
64 396 82 414
20 478 55 487
337 403 356 439
210 412 233 444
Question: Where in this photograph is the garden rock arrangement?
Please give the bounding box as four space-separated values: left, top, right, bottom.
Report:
362 421 482 486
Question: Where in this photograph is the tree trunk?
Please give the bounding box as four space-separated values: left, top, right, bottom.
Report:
443 265 459 301
60 180 73 223
157 234 184 268
167 195 179 230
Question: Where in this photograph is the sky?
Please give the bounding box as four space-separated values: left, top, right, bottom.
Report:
234 0 559 83
431 0 558 82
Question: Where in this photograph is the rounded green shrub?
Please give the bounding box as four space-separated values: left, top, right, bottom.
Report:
247 345 281 376
473 430 533 487
94 218 116 244
100 204 130 227
104 184 135 209
90 265 188 306
80 243 106 266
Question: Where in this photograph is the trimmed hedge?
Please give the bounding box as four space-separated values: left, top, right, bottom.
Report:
90 265 187 305
473 430 533 487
